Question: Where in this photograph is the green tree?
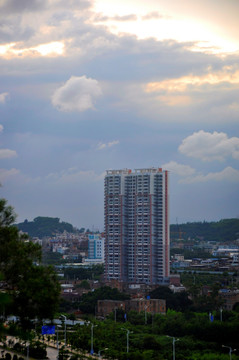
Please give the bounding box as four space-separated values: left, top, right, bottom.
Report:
149 286 192 311
0 199 60 326
79 286 130 314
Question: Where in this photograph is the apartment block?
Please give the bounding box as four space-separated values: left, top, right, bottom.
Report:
104 167 170 285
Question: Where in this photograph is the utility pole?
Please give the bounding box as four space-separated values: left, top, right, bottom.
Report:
60 315 67 345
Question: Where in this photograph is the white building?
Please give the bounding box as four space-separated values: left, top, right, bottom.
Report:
85 234 105 264
104 167 170 285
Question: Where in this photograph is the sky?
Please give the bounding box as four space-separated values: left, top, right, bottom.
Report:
0 0 239 231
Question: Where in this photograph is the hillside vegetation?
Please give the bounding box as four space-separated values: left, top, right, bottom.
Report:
16 216 76 237
171 218 239 242
16 216 239 242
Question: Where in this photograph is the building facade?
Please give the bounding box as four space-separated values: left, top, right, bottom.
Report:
104 168 170 285
85 234 105 265
97 298 166 318
88 234 104 260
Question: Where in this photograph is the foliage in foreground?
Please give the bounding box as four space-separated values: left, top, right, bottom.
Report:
67 310 239 360
0 198 61 327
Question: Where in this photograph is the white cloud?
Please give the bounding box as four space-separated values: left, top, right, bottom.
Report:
97 140 119 150
0 168 19 182
0 125 3 132
51 76 102 112
0 92 9 103
0 149 17 159
181 166 239 184
179 130 239 161
162 161 196 177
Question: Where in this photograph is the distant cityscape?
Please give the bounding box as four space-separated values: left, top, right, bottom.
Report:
18 168 239 315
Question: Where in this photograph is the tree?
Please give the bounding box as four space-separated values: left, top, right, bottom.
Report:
0 199 60 326
149 286 192 311
16 216 76 238
79 286 130 314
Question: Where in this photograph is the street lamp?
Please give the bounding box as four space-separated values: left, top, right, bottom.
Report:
56 325 61 360
91 323 98 355
167 336 179 360
26 342 29 360
60 315 67 346
121 328 133 354
98 347 108 358
220 307 223 322
222 345 237 360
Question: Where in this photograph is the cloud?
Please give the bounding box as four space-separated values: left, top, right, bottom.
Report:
179 130 239 161
0 92 9 103
0 168 19 183
181 166 239 184
45 168 105 185
162 161 196 177
94 13 137 22
0 126 17 159
51 76 103 112
0 42 65 59
145 66 239 93
141 12 169 20
97 140 119 150
0 0 47 14
0 149 17 159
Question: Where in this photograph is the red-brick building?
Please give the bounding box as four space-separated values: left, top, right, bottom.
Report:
97 298 166 318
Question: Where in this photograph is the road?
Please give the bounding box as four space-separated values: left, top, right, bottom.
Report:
46 346 58 360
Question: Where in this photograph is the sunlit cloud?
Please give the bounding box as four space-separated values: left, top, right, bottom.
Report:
188 40 239 55
92 1 239 54
158 95 192 106
179 131 239 162
0 41 65 59
145 66 239 93
97 140 119 150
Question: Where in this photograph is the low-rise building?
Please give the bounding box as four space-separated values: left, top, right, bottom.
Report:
97 298 166 318
219 289 239 311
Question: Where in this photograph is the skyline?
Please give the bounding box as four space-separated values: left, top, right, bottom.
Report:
0 0 239 230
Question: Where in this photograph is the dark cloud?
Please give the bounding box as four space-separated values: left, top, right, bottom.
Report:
56 0 92 10
0 20 35 42
0 0 47 14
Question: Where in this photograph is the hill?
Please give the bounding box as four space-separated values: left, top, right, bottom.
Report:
16 216 77 238
16 216 239 242
170 218 239 242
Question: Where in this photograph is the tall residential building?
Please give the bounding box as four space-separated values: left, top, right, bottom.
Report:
104 167 170 285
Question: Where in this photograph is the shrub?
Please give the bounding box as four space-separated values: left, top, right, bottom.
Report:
5 353 11 360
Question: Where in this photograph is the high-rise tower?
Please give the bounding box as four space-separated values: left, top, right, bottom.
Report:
104 168 169 285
